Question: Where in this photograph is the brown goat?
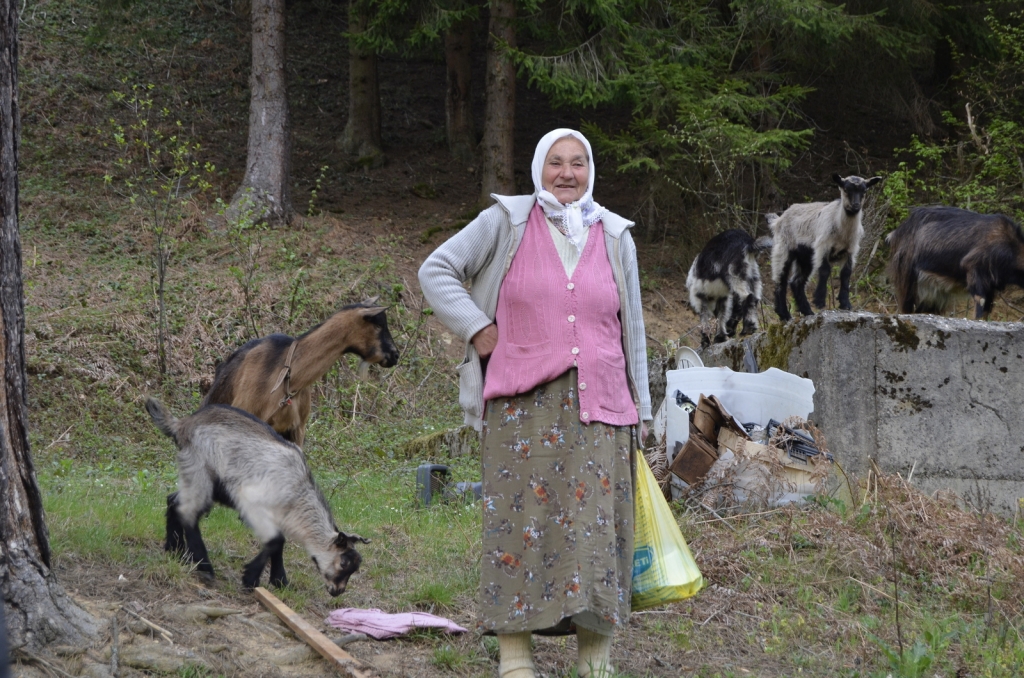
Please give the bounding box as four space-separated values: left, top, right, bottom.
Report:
203 303 400 445
887 206 1024 319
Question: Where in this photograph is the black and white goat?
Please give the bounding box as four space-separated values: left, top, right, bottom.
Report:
886 206 1024 319
769 174 882 320
146 399 369 596
686 229 772 347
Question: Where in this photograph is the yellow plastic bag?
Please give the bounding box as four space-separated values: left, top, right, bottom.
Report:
631 452 704 610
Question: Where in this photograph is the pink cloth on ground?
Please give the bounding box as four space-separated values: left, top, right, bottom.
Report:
325 608 468 640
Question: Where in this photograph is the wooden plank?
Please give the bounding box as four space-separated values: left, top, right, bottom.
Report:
254 587 375 678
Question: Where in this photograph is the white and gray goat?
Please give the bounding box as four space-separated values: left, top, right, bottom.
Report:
768 174 882 320
146 399 369 596
686 229 772 347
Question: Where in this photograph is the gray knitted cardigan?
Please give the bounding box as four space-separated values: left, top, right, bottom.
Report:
418 194 652 431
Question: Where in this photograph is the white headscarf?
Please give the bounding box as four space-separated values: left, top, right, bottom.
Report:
531 128 607 252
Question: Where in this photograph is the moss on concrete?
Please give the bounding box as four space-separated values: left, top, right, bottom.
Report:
882 316 920 352
926 329 950 350
720 342 745 371
835 316 872 333
757 316 820 371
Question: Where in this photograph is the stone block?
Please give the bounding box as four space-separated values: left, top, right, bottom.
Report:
701 311 1024 515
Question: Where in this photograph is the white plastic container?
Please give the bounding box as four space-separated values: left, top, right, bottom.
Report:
664 367 815 458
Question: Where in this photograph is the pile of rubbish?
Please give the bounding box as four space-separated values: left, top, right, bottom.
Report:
653 348 835 510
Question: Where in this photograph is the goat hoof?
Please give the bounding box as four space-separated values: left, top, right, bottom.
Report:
713 335 727 344
269 575 289 588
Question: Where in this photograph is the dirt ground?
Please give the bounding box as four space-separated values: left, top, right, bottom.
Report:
15 556 739 678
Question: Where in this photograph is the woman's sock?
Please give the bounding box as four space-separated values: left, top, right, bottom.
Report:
498 631 535 678
577 626 614 678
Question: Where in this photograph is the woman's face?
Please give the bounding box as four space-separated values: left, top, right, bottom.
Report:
541 137 589 204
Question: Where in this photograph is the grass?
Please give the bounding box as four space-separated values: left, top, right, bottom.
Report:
36 443 1024 676
39 456 483 612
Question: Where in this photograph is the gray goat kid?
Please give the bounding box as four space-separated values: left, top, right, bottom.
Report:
146 399 369 596
769 174 882 320
686 229 772 347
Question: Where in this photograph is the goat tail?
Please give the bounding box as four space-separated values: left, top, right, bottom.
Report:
752 236 774 253
145 398 180 442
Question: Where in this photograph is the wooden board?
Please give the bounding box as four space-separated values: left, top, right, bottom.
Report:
254 587 375 678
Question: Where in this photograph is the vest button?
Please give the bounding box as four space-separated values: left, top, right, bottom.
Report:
567 315 575 322
581 411 589 419
567 282 575 290
579 382 587 390
571 347 580 355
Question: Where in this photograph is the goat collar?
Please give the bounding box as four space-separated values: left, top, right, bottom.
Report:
271 340 298 407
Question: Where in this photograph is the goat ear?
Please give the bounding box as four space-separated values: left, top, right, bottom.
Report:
335 531 371 547
831 173 844 186
358 306 387 317
361 295 381 306
866 176 883 188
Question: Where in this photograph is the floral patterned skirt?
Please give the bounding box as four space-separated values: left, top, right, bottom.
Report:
478 368 635 635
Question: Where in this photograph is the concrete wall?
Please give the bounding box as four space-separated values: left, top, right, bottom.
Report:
701 311 1024 516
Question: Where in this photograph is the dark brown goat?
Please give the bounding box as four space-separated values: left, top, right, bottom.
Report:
886 206 1024 318
203 303 400 445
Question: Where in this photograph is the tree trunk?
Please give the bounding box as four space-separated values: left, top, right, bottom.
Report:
444 19 474 164
228 0 293 226
0 0 96 653
480 0 516 204
340 0 383 165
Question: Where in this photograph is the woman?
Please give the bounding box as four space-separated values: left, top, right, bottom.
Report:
419 129 651 678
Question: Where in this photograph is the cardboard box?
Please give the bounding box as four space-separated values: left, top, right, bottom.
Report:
668 423 719 485
716 428 826 505
692 394 749 442
668 396 752 486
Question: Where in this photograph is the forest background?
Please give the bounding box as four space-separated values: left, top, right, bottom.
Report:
4 0 1024 677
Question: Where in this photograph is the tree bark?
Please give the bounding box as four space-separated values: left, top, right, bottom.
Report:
340 0 383 165
228 0 293 225
0 0 96 653
444 19 474 164
480 0 516 203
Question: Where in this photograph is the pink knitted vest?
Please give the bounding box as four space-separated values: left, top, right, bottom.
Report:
482 203 638 426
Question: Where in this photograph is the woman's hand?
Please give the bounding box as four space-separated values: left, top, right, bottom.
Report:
471 324 499 358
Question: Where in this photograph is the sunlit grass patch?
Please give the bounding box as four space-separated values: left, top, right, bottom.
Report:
41 459 482 614
405 578 462 612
